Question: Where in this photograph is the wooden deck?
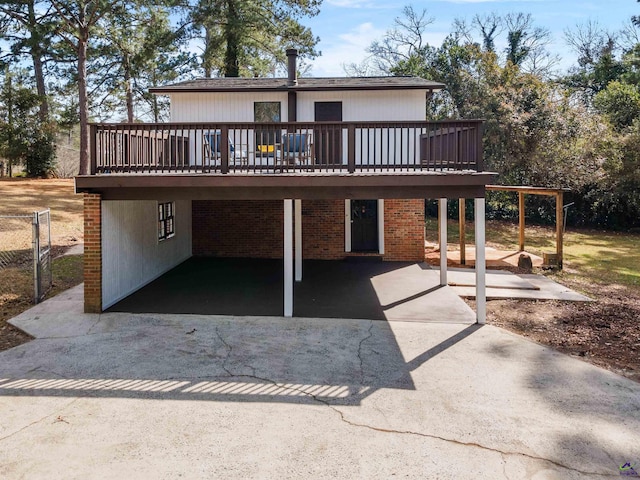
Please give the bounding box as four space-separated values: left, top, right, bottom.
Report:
89 120 484 175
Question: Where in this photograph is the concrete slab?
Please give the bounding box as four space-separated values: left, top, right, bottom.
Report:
109 258 476 324
447 267 539 290
453 274 592 301
1 305 638 479
370 263 475 323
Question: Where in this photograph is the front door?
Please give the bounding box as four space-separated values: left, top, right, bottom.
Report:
351 200 378 252
314 102 342 165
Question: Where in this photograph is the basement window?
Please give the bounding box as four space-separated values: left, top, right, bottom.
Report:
158 201 175 241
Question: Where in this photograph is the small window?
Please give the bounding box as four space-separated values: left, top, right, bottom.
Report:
254 102 281 151
158 201 175 241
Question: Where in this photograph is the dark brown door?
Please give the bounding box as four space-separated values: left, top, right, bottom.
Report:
351 200 378 252
314 102 342 165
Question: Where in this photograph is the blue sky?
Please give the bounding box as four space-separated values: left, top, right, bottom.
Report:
305 0 639 77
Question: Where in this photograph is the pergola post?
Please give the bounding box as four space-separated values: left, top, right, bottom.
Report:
475 197 486 324
439 198 447 286
295 199 302 282
556 191 564 268
284 199 293 317
519 191 525 251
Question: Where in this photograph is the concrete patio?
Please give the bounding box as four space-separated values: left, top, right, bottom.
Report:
2 284 639 479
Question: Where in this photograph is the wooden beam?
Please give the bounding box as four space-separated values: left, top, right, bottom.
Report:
519 191 525 251
556 191 564 268
486 185 569 196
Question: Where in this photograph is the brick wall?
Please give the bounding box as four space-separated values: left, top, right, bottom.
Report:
383 199 425 261
302 200 345 259
193 200 283 258
84 193 102 313
192 199 425 262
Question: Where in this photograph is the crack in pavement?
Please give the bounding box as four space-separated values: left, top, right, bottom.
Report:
211 326 610 478
0 397 82 443
356 321 374 384
323 405 613 478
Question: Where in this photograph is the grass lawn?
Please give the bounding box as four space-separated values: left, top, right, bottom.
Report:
426 217 640 288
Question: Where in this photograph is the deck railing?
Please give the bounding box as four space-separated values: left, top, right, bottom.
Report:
89 120 483 174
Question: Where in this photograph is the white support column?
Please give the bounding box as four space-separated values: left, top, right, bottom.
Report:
475 197 486 325
295 199 302 282
344 199 351 252
377 199 385 255
439 198 447 286
284 199 294 317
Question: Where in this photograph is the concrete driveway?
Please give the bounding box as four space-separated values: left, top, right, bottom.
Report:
1 285 639 479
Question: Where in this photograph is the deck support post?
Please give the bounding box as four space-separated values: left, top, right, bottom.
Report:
475 197 486 324
284 199 294 317
439 198 447 287
295 199 302 282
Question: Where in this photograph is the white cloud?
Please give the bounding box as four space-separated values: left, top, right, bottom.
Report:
310 22 386 77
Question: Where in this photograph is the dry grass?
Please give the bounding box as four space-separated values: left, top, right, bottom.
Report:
0 179 84 351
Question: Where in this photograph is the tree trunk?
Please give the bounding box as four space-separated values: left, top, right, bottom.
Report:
78 28 89 175
28 0 49 121
224 0 240 77
124 57 134 122
203 26 213 78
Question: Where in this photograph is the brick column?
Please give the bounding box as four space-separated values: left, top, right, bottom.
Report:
84 193 102 313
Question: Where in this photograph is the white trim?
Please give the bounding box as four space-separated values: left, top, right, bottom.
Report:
284 200 294 317
439 198 447 286
344 199 351 252
377 199 385 255
295 199 302 282
475 198 487 324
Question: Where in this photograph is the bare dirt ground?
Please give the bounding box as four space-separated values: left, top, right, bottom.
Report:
483 276 640 382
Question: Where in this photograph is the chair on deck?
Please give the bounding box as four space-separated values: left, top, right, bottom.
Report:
204 131 247 166
279 133 313 167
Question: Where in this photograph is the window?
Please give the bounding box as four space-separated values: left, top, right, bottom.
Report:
158 201 175 241
254 102 281 153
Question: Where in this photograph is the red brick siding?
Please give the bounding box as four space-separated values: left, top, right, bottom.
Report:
302 200 345 259
383 199 425 261
193 200 283 258
84 193 102 313
192 199 425 262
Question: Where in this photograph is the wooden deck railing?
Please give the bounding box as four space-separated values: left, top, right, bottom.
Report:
89 120 483 174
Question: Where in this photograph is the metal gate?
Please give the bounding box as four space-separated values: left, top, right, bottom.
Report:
0 209 52 304
33 209 52 302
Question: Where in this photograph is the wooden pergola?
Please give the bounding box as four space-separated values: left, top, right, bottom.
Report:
454 185 569 269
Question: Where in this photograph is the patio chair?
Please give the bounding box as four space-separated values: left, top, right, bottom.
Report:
280 133 313 167
204 131 247 166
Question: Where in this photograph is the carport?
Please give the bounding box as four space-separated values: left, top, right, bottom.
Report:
107 257 476 323
77 172 494 323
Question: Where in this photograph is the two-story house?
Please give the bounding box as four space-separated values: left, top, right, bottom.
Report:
75 49 495 323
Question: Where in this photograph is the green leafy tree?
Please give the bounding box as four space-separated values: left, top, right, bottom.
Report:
0 68 56 177
50 0 126 175
0 0 57 120
191 0 321 78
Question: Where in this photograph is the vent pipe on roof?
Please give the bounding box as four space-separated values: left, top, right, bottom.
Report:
286 49 298 86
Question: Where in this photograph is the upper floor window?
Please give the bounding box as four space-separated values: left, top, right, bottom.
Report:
254 102 281 153
158 201 175 241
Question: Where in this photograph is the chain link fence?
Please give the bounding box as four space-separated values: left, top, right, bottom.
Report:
0 210 52 306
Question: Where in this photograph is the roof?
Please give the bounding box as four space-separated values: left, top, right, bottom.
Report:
149 76 446 94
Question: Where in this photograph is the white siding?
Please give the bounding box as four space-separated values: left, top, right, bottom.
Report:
297 90 426 122
101 199 192 309
169 92 289 122
167 89 427 123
